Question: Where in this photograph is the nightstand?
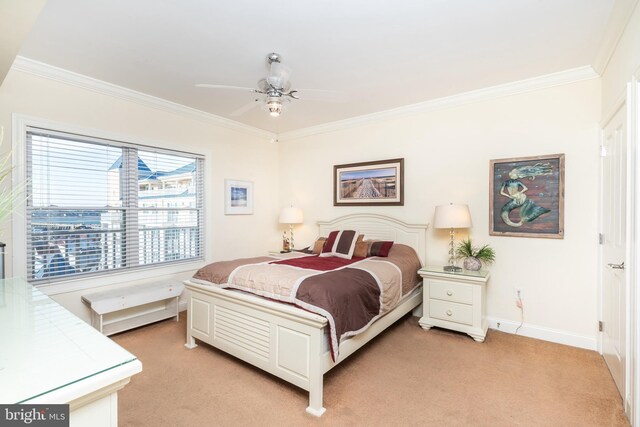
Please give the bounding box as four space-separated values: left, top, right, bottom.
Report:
267 250 310 259
418 266 490 342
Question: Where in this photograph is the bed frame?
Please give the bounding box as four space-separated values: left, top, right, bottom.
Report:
184 214 428 416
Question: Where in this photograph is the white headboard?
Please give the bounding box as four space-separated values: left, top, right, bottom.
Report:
317 214 429 264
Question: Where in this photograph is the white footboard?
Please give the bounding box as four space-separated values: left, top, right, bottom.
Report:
184 280 423 416
184 282 329 416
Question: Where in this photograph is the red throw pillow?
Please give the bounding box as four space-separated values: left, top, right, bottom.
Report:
369 241 394 257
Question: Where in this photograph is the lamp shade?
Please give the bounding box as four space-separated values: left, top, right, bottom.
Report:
279 207 304 224
433 203 472 229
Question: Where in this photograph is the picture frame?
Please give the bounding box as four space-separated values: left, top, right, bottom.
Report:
224 179 253 215
490 153 564 238
334 158 404 206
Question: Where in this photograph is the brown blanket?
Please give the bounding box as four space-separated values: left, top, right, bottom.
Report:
192 245 422 361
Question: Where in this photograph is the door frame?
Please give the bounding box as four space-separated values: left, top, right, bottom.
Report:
630 74 640 426
599 77 638 423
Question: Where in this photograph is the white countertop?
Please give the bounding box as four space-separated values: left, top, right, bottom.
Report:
0 278 140 403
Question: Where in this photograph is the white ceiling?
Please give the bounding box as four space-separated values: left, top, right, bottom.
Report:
17 0 616 133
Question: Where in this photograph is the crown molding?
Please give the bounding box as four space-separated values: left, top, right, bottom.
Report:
593 0 639 75
278 66 599 141
11 57 599 143
11 56 275 140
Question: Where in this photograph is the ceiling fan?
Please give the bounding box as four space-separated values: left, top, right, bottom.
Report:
196 52 343 118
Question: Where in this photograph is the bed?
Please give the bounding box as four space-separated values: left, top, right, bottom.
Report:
183 214 428 416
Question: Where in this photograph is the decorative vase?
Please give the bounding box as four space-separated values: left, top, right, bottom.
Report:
463 257 482 271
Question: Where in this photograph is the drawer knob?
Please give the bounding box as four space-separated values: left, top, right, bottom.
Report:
446 310 453 316
446 290 453 296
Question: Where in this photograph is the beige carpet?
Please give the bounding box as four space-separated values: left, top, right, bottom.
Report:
112 315 628 427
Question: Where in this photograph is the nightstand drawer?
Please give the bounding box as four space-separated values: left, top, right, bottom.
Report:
430 280 473 305
429 299 473 326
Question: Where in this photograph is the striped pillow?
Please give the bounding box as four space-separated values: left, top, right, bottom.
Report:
354 240 395 258
320 230 359 259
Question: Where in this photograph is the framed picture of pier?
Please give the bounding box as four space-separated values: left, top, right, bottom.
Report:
334 158 404 206
489 153 564 238
225 179 254 215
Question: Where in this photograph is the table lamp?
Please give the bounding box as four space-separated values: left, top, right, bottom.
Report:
433 203 472 272
279 206 304 251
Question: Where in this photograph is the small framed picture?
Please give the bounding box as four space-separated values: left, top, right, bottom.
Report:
490 153 564 238
334 158 404 206
225 179 253 215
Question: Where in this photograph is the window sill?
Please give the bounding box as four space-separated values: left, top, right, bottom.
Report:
34 260 204 296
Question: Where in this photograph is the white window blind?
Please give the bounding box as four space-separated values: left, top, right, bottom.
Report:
26 127 204 284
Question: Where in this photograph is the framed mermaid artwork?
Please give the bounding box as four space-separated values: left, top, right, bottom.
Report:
489 154 565 238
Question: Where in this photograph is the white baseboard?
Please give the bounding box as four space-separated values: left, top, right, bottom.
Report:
487 317 597 351
179 299 188 313
175 304 598 351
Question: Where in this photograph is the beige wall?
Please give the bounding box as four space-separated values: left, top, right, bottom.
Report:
602 2 640 116
279 78 601 344
0 68 280 320
0 59 608 343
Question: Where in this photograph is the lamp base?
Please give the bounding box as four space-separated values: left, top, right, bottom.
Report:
443 265 462 272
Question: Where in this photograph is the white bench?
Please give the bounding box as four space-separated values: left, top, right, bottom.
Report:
82 282 184 335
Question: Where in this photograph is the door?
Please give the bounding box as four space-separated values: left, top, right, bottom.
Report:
602 102 627 399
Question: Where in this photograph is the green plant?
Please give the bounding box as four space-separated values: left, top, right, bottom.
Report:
455 238 496 265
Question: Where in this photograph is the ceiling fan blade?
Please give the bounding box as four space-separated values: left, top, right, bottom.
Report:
267 62 291 89
196 84 256 92
295 89 348 103
229 100 261 117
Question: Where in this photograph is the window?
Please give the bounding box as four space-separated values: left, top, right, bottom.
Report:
26 127 204 284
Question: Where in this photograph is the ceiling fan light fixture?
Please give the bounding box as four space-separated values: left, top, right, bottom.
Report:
266 98 283 117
